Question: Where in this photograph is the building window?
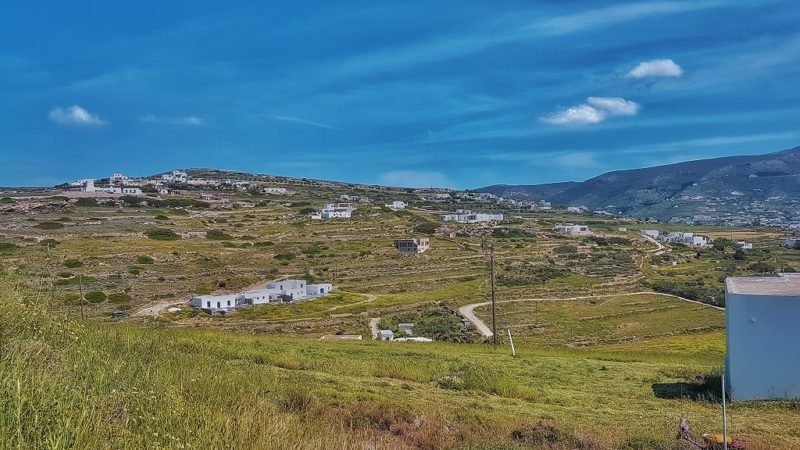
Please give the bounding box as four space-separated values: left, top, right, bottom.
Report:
227 300 231 306
217 302 220 309
207 301 211 308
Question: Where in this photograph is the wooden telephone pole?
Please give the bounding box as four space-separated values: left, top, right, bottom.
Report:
490 245 497 347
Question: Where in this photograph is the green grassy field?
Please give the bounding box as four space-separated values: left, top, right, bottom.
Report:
3 186 800 448
3 279 800 449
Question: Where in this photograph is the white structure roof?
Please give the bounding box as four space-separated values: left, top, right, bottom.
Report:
726 274 800 296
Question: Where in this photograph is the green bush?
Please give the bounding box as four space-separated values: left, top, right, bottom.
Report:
154 214 169 220
0 242 19 254
128 267 141 276
206 229 233 240
145 228 180 241
0 196 15 204
35 222 64 230
553 244 578 254
136 255 155 265
413 222 438 235
84 291 107 303
63 259 83 268
274 252 295 261
108 292 132 303
38 239 60 247
75 198 99 207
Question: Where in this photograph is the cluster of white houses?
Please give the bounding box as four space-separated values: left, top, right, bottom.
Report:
439 210 504 223
189 279 333 312
553 223 591 235
311 203 354 219
640 229 713 247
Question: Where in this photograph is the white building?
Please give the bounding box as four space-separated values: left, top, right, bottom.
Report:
189 279 333 311
398 323 414 334
395 238 430 254
79 180 141 195
378 330 394 341
439 210 503 223
725 274 800 400
640 229 660 238
109 173 130 185
386 200 407 210
785 238 800 249
318 203 353 219
660 232 712 247
736 241 753 250
566 206 586 213
553 224 590 235
162 170 189 183
263 187 288 195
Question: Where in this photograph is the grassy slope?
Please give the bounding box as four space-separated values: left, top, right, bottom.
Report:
3 282 800 449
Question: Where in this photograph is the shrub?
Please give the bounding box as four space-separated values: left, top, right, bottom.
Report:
63 259 83 268
136 255 155 265
128 267 141 276
154 214 169 220
413 222 438 235
145 228 180 240
206 229 233 240
0 196 15 204
38 238 60 247
0 242 19 254
84 291 107 303
57 271 73 278
553 244 578 254
35 222 64 230
108 292 132 303
75 198 99 207
274 252 296 261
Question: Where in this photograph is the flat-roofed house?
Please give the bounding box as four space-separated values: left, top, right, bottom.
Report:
394 238 430 254
725 273 800 400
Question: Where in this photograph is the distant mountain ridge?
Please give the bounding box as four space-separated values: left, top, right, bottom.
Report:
476 146 800 225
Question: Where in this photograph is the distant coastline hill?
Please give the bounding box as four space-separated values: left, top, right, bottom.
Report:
476 146 800 224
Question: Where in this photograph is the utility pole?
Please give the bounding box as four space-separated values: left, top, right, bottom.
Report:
79 274 85 320
722 372 728 450
490 245 497 347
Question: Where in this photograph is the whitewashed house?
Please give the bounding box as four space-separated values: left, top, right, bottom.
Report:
109 173 129 185
378 330 394 341
439 210 503 223
394 238 430 254
263 187 288 195
661 232 712 247
386 200 407 210
640 229 660 238
736 241 753 250
319 203 353 219
162 170 188 183
553 224 590 235
189 279 333 311
725 274 800 400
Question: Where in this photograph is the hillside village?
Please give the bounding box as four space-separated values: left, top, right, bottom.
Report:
3 167 800 448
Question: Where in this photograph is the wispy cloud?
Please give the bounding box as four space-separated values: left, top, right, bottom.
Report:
533 1 720 35
378 170 451 188
627 59 683 78
140 115 206 125
265 115 345 130
48 105 106 126
541 97 640 126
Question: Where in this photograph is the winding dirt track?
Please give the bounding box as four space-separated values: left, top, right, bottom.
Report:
458 291 723 338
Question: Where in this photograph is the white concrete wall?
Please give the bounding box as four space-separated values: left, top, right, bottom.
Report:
726 292 800 400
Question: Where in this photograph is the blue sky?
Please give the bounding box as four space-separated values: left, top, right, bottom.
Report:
2 1 800 188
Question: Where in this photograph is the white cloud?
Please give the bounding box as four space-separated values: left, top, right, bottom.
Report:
378 170 451 188
627 59 683 79
266 115 344 130
541 97 640 126
48 105 106 126
586 97 640 116
140 115 206 126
